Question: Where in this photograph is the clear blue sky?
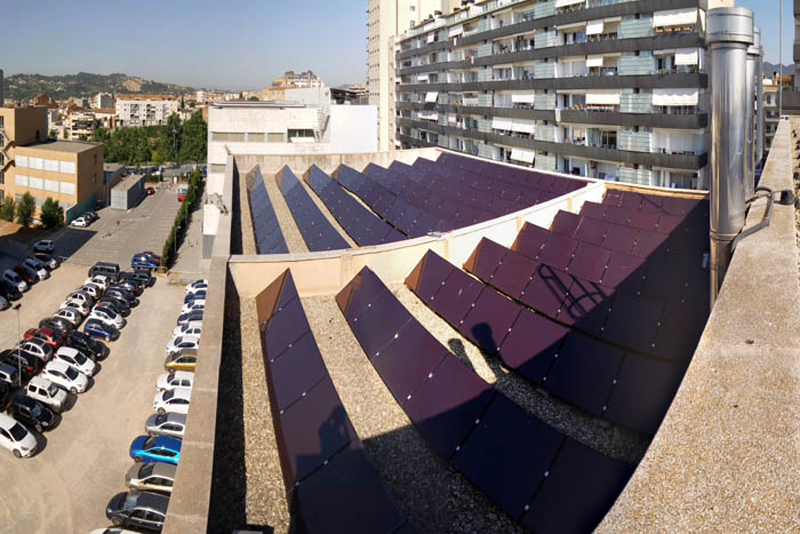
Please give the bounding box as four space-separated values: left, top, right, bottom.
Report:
0 1 792 89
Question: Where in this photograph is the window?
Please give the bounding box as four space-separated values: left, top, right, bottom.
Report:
59 161 75 174
228 133 245 142
212 132 229 142
288 129 314 138
94 155 98 164
210 163 226 173
16 155 28 168
44 159 59 172
267 132 285 143
60 182 76 196
15 174 28 187
247 133 265 143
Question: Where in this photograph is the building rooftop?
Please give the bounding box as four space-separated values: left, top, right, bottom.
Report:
212 101 306 109
111 174 144 192
104 163 125 172
18 139 102 154
116 94 176 101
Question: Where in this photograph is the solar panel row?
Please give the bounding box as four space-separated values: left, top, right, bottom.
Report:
277 167 351 252
305 165 404 246
248 168 289 254
407 250 686 435
260 270 409 533
337 267 634 533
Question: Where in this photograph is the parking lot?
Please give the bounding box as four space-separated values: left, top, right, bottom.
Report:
0 263 186 532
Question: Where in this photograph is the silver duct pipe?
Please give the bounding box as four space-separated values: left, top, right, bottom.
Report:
745 28 759 198
755 27 765 165
708 7 754 306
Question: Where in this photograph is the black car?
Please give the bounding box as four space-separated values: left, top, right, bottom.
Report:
1 349 41 380
0 382 8 407
120 273 147 292
65 331 107 361
0 279 22 301
112 278 142 296
38 317 72 337
125 270 154 288
184 291 205 304
106 491 168 531
85 211 99 222
6 395 55 433
32 252 59 270
97 297 130 317
106 287 139 307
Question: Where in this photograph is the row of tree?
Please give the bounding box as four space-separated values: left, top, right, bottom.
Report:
0 194 64 228
91 111 207 167
161 169 204 268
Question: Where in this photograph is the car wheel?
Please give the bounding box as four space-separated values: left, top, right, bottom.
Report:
70 387 77 395
112 517 123 526
157 407 165 415
134 455 143 463
13 449 21 458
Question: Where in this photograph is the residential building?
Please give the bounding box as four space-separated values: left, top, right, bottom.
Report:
395 0 711 189
261 70 327 102
92 92 116 110
63 107 97 140
116 94 179 127
94 108 117 130
368 0 460 151
763 81 779 153
0 106 104 221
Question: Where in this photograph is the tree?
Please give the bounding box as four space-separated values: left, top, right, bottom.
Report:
40 197 64 229
0 197 15 222
248 96 259 101
78 134 88 141
15 193 36 227
178 112 207 163
48 129 58 140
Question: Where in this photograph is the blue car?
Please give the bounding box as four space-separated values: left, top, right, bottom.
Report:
131 253 159 270
84 319 119 342
130 435 182 465
184 291 206 304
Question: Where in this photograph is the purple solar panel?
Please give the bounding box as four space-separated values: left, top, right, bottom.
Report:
603 189 625 207
490 250 539 299
337 267 390 321
573 217 608 246
566 242 611 283
268 331 328 413
537 233 579 271
600 224 638 254
617 192 644 210
498 310 567 385
514 223 550 258
459 287 522 353
265 297 312 359
522 438 634 534
351 291 413 358
406 250 454 302
629 210 659 232
602 294 663 354
579 201 606 221
631 230 669 258
655 214 683 234
551 211 581 237
600 251 646 290
559 278 613 335
464 238 507 281
429 269 485 325
403 355 495 458
652 303 708 362
452 393 564 519
519 265 572 319
603 205 634 226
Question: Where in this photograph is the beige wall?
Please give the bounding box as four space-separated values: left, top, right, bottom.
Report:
0 106 48 147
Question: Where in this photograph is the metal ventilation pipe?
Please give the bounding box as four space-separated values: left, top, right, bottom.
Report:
745 27 759 199
708 7 754 306
755 27 765 165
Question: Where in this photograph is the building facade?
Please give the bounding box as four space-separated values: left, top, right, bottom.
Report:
368 0 460 151
0 106 104 221
63 108 97 140
116 95 179 127
92 92 116 110
395 0 711 190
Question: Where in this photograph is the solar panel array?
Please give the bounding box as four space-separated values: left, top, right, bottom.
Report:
305 165 405 246
259 269 409 534
337 267 634 534
276 167 351 252
248 168 289 254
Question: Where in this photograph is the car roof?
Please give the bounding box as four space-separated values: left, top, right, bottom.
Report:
28 376 54 388
150 462 178 479
162 388 191 400
56 346 79 356
133 491 170 510
46 360 70 371
0 413 19 429
170 371 194 380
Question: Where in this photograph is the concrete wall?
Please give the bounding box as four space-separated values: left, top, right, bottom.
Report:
329 105 379 153
110 174 145 210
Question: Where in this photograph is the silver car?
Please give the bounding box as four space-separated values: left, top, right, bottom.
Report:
125 462 176 494
144 412 186 439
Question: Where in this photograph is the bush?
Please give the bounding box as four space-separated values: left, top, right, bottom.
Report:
160 168 204 269
40 197 64 229
15 193 36 227
0 197 15 222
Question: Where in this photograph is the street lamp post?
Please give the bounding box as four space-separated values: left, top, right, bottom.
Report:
12 303 21 387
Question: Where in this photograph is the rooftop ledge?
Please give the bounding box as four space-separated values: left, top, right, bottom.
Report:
599 117 800 531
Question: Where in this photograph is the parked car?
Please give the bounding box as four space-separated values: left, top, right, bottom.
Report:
85 210 99 222
185 284 208 297
90 527 141 534
60 298 91 317
32 240 54 253
13 264 37 285
84 275 110 291
54 346 97 377
0 295 8 311
23 258 49 280
38 317 72 338
0 412 38 458
79 284 102 299
42 360 89 395
106 287 138 307
144 412 187 440
141 251 161 263
177 187 188 202
129 435 182 465
0 363 21 389
64 330 106 361
164 349 197 373
176 310 203 326
180 300 205 315
17 338 54 363
6 396 55 433
88 261 121 282
1 349 40 381
145 186 156 196
64 291 94 307
71 216 90 228
131 253 159 270
25 376 68 413
2 269 28 292
152 388 191 415
54 307 83 327
84 319 119 342
90 307 125 329
105 491 169 531
23 327 65 349
0 279 22 301
165 335 200 354
126 462 177 494
156 371 194 394
184 291 206 304
32 252 59 270
97 297 130 317
122 270 153 288
112 278 142 296
0 382 9 407
172 322 202 338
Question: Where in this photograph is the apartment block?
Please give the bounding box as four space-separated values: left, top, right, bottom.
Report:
763 81 779 153
395 0 710 189
64 108 97 140
92 92 116 110
116 94 179 127
0 106 104 222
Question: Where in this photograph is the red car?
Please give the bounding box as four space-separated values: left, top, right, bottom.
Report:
13 265 36 285
146 187 155 195
23 327 65 349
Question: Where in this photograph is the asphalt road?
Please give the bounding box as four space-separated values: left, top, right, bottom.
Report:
0 263 186 532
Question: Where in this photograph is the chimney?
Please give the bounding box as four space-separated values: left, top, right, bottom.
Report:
754 27 765 165
745 26 760 198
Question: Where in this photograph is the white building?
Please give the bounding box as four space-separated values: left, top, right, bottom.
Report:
115 95 179 127
92 92 116 110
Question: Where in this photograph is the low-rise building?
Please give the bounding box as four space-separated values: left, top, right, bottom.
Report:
63 107 97 140
116 94 179 127
92 92 116 110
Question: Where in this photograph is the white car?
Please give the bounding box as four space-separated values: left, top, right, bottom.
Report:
26 376 68 413
153 388 191 415
54 307 82 327
0 413 38 458
71 216 90 227
42 360 89 395
156 371 194 393
23 259 49 280
166 335 200 354
65 291 93 306
2 270 27 292
173 322 202 338
54 346 97 377
90 307 125 329
180 300 205 315
17 339 53 363
60 298 90 316
79 284 101 298
84 275 110 290
32 239 54 253
185 279 208 294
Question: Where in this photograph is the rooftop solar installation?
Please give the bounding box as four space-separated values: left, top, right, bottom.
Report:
259 270 409 532
248 169 289 254
276 167 351 252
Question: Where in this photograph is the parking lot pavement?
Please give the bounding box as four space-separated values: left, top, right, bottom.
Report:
0 263 186 532
56 187 180 267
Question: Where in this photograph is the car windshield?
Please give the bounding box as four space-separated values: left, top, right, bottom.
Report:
163 390 175 401
144 436 157 449
9 423 27 441
73 352 87 365
155 414 167 425
65 366 78 380
140 463 154 478
46 383 59 396
124 492 140 509
30 403 42 418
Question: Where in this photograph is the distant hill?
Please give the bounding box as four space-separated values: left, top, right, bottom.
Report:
763 62 794 77
3 72 196 102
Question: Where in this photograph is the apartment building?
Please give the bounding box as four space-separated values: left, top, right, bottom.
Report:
92 92 116 110
763 81 779 153
63 108 97 140
368 0 461 151
0 106 104 221
116 94 179 127
395 0 711 189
